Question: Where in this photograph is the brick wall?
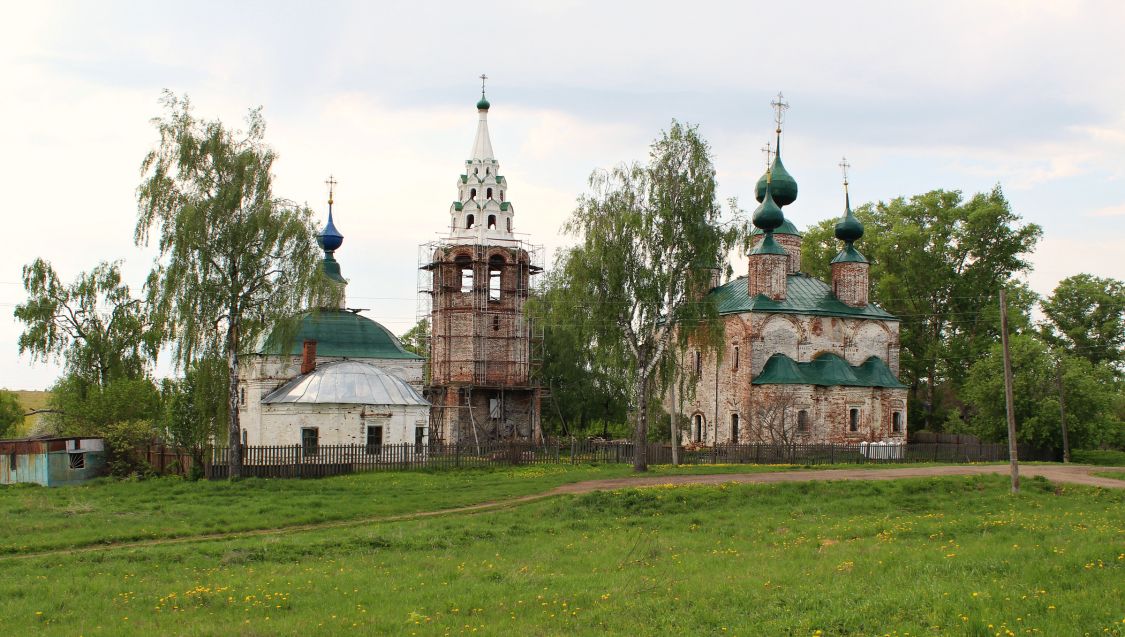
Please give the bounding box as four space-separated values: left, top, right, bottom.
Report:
831 261 869 307
748 253 788 300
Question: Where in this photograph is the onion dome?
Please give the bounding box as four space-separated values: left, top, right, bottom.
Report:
477 96 490 111
831 191 868 264
754 155 798 206
751 218 801 237
317 209 344 253
752 181 785 232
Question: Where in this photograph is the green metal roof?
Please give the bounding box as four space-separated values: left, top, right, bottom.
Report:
460 174 468 183
750 233 788 256
252 309 423 360
453 201 463 211
321 256 346 284
830 244 868 264
751 218 802 236
500 202 511 211
709 273 896 320
753 353 905 388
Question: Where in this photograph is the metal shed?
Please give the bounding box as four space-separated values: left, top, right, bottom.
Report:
0 437 107 486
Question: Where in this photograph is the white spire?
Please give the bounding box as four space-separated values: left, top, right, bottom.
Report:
471 107 494 160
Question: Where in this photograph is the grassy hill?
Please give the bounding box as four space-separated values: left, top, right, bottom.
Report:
3 390 50 437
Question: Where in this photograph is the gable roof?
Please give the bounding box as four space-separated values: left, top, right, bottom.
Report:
709 273 896 321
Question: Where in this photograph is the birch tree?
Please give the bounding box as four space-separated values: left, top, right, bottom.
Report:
136 92 323 478
563 121 740 471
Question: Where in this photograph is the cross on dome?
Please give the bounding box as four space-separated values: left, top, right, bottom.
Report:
771 91 789 134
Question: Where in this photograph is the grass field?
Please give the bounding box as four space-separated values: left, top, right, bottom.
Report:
6 389 49 436
0 471 1121 636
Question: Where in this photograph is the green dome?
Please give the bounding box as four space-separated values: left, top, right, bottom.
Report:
754 155 797 207
253 309 422 360
752 181 784 232
751 218 801 236
834 193 864 244
476 97 490 110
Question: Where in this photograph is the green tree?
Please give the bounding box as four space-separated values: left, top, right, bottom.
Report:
160 356 228 478
0 390 22 439
14 258 158 389
1041 274 1125 372
960 333 1122 451
526 263 629 438
802 187 1041 429
136 92 325 478
46 374 162 436
561 121 741 471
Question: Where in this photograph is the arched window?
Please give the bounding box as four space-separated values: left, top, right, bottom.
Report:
470 188 477 199
797 410 809 433
849 408 859 432
693 414 704 443
465 214 475 229
486 187 493 199
892 412 903 433
730 414 739 443
487 214 497 229
733 346 739 371
489 255 504 301
506 217 511 232
456 254 473 293
694 351 702 375
485 167 490 176
499 190 504 201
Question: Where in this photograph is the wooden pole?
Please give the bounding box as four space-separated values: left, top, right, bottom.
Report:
999 288 1020 493
1056 357 1070 463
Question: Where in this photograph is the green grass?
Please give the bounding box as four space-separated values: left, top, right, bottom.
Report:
0 462 977 555
1093 471 1125 481
1073 449 1125 466
0 474 1119 636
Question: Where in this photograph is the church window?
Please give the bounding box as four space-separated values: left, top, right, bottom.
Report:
506 217 511 232
301 428 319 456
241 429 247 446
849 408 859 432
465 214 475 229
487 188 493 199
797 410 809 433
694 351 702 375
485 167 490 176
470 188 477 199
415 426 426 452
693 414 704 443
366 425 383 454
239 387 245 405
492 315 500 331
456 255 473 293
489 255 504 301
733 346 739 371
892 412 903 433
487 214 497 229
499 190 504 201
730 414 739 443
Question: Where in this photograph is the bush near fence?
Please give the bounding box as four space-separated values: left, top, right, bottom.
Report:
196 439 1054 480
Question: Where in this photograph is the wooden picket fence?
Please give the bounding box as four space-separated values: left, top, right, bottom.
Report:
201 439 1053 480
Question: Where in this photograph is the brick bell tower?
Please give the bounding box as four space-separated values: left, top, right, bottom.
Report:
419 78 543 445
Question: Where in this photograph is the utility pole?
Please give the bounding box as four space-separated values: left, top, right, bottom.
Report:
999 288 1020 493
1056 356 1070 463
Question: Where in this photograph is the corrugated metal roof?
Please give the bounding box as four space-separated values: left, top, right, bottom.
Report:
753 353 906 388
710 273 897 320
261 361 430 406
252 309 423 360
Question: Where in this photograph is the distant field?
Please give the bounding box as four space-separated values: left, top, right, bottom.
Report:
0 472 1120 636
5 389 50 436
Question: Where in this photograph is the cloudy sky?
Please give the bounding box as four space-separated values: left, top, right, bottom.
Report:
2 1 1124 390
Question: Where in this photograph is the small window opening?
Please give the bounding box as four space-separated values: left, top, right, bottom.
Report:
694 351 702 375
485 167 490 176
470 188 477 199
506 217 511 232
486 188 493 199
68 453 85 470
366 425 384 455
797 410 809 433
733 346 739 371
301 428 319 456
730 414 740 443
892 412 903 433
465 213 475 229
693 414 704 443
849 409 859 432
500 190 505 201
415 426 426 452
241 429 248 446
456 255 474 293
489 255 504 301
492 315 500 331
459 387 471 405
239 387 245 406
489 397 502 419
487 214 497 229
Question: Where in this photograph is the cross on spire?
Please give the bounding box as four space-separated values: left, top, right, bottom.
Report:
761 141 773 169
770 91 789 133
325 174 337 206
838 157 851 191
480 73 488 98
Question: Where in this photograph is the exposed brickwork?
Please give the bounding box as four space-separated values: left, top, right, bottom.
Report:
747 253 788 300
831 261 869 307
751 233 802 274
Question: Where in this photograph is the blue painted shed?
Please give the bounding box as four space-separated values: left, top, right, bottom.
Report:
0 437 107 486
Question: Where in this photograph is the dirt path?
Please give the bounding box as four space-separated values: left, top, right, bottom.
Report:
5 464 1121 561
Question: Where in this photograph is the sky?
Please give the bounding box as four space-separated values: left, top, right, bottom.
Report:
2 0 1124 391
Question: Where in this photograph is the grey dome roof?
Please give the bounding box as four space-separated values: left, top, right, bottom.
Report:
261 360 429 407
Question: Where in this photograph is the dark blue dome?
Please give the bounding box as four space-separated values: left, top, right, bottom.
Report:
318 211 344 252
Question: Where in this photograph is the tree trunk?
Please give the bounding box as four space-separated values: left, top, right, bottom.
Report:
669 377 679 467
226 326 242 479
633 373 649 472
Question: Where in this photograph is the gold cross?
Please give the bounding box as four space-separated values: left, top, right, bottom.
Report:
770 91 789 133
325 174 337 205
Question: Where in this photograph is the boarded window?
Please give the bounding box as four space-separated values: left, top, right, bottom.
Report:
68 453 85 470
366 425 384 454
849 409 859 432
797 410 809 433
892 412 903 432
301 428 319 456
730 414 739 443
